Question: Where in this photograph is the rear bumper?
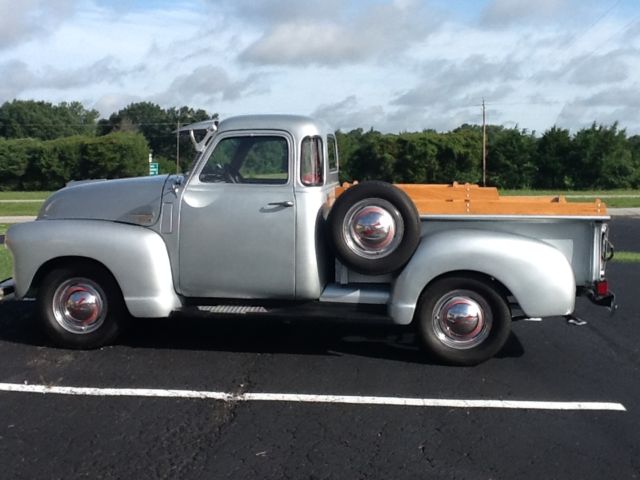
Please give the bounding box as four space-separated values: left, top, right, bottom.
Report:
0 278 15 301
587 289 617 312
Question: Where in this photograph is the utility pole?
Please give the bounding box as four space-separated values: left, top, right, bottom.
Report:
482 98 487 187
176 121 180 174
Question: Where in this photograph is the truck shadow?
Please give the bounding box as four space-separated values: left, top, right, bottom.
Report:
0 301 525 364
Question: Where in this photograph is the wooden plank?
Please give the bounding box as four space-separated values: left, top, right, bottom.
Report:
334 182 607 216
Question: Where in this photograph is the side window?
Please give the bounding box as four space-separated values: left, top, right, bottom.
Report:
327 134 338 172
200 136 288 184
300 136 324 186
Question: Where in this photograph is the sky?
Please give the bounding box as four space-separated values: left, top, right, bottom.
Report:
0 0 639 134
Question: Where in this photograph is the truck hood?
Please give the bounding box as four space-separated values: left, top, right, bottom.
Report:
38 175 175 226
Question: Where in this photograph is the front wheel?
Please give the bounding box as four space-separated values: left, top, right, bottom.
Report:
415 276 511 366
37 264 126 349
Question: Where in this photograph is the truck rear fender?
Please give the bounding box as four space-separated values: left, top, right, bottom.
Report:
389 229 576 324
6 220 181 318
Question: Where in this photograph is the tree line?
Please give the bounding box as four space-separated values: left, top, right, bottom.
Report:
337 123 640 189
0 100 214 190
1 99 639 191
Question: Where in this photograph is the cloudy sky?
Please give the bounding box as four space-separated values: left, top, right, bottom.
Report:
1 0 639 133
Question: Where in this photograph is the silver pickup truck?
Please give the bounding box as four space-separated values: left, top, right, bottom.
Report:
3 115 615 365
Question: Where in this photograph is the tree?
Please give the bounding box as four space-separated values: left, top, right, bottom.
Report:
570 123 634 189
435 127 482 184
394 132 439 183
486 126 537 189
0 100 99 140
98 102 216 172
0 132 150 190
0 138 33 190
535 126 572 189
335 129 363 182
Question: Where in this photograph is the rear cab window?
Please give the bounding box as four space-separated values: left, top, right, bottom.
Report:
300 136 324 186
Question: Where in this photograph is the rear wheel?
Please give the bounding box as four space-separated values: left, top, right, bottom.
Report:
37 264 126 349
415 276 511 365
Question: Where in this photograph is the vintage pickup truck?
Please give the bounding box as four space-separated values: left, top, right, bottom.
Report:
3 115 615 365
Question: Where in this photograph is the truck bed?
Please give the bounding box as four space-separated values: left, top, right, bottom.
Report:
334 182 609 289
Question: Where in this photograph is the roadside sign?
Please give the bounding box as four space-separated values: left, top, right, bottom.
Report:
149 162 159 176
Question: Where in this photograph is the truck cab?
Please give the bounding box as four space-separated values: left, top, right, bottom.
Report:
168 115 338 300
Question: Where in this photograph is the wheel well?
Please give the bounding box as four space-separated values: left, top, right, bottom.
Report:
27 256 119 298
412 270 513 324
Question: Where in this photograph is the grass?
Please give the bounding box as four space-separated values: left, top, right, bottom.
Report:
612 251 640 263
0 191 48 217
500 189 640 208
0 203 42 216
0 223 11 278
0 249 11 280
0 191 51 200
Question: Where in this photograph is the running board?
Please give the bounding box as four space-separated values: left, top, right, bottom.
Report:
196 305 268 314
177 300 392 323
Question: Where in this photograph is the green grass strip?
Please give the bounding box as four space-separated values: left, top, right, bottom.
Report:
0 191 51 200
0 248 12 280
0 203 42 216
612 251 640 263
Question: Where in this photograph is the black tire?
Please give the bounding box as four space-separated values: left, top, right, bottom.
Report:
37 263 126 349
415 276 511 366
328 181 420 275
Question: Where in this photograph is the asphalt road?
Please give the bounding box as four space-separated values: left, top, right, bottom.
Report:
0 220 639 479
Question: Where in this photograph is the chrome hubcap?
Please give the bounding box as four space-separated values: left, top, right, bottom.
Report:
52 278 106 334
343 198 404 259
432 291 491 349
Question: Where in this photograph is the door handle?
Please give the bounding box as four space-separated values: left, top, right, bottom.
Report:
268 201 294 207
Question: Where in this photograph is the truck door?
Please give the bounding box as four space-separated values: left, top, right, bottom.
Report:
178 131 296 299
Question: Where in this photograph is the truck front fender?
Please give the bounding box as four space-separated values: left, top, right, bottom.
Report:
389 229 576 324
6 220 181 318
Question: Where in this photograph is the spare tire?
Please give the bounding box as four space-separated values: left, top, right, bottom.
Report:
328 181 421 275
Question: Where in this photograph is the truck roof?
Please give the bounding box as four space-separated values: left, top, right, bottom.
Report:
217 114 335 140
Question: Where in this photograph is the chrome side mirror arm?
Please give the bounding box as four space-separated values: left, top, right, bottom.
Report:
176 119 219 152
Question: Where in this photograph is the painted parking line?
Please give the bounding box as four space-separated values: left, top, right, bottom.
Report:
0 383 626 412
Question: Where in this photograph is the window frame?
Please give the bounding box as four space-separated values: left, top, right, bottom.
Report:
192 131 292 187
327 134 339 173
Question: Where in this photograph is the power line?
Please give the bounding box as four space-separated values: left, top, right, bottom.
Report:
564 11 640 74
562 0 623 52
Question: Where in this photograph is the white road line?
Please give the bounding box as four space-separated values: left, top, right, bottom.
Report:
0 383 626 412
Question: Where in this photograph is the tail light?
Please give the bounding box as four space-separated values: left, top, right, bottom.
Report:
595 280 609 297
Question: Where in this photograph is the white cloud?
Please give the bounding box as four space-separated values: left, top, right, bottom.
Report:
481 0 571 27
312 96 386 131
0 0 77 49
0 57 136 100
393 55 520 107
153 65 263 105
555 86 640 132
240 0 440 66
567 51 633 86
